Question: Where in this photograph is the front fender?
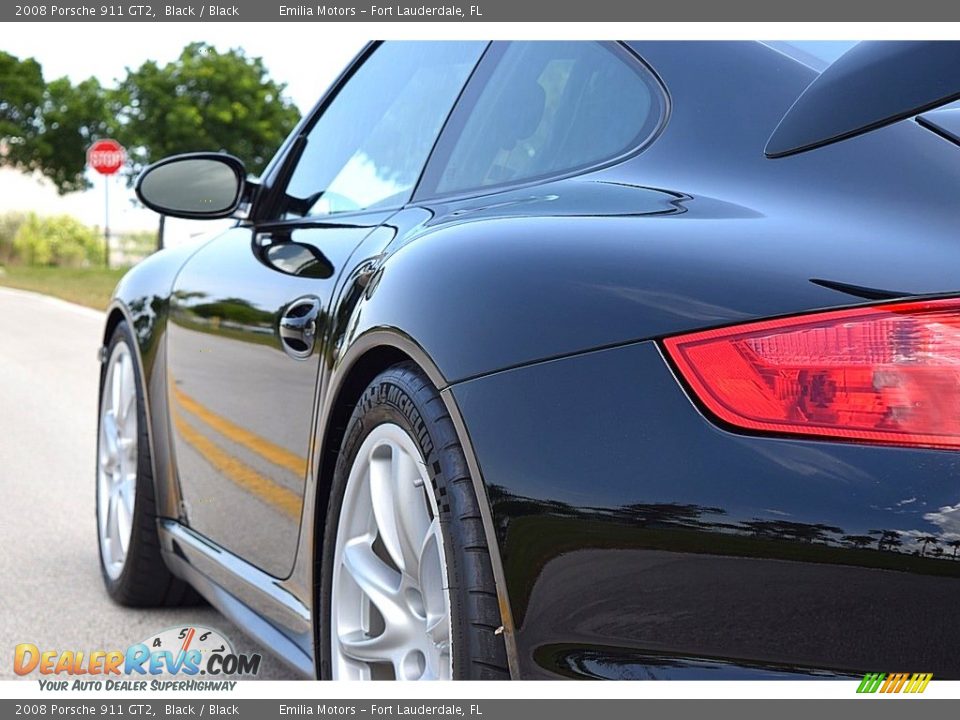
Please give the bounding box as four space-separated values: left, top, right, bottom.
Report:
104 241 211 521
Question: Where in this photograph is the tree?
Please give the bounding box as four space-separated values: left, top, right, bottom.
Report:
2 51 113 194
0 52 44 170
114 42 301 178
841 534 874 550
918 535 939 557
869 529 903 552
947 539 960 559
33 76 113 194
3 43 300 198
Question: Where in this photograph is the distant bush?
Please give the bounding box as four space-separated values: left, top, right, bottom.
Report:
114 229 156 265
12 213 103 267
0 212 27 265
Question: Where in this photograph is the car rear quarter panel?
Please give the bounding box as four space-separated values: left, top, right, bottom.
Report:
451 341 960 679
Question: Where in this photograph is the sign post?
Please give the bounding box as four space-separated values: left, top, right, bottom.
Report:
86 139 126 269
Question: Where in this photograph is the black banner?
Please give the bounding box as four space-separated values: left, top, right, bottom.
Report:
4 0 960 21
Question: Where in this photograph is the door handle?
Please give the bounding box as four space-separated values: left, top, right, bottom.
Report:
279 297 321 360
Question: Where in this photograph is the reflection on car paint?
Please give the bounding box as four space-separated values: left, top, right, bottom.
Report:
170 384 306 519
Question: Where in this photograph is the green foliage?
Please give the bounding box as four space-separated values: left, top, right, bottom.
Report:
115 42 301 177
0 211 27 264
0 53 110 194
12 213 103 267
0 42 301 194
0 52 44 168
33 77 114 194
116 229 157 255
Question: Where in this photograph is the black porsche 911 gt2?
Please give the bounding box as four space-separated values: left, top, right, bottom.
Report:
97 40 960 680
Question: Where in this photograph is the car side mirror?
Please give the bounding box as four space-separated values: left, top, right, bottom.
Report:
136 153 247 219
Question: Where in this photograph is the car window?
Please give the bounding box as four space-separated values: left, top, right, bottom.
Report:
422 42 665 197
279 41 486 218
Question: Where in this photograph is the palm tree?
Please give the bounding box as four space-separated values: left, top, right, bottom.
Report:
842 534 874 550
918 535 940 557
869 529 902 551
946 539 960 559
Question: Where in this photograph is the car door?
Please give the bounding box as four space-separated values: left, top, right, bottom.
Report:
166 41 488 579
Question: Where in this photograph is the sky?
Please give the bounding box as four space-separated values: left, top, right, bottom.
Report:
1 25 365 239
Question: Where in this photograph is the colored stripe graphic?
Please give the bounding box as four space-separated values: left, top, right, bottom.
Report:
857 673 885 693
857 672 932 694
910 673 933 694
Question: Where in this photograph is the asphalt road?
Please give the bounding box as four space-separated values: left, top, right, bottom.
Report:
0 287 298 680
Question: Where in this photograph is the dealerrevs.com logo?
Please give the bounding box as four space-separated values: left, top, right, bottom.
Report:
14 626 260 691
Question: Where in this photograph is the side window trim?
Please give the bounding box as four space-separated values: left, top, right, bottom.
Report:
411 41 670 206
405 41 494 211
252 42 382 223
410 41 507 204
259 41 490 222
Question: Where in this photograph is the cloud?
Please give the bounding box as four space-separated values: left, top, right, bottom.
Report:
922 502 960 541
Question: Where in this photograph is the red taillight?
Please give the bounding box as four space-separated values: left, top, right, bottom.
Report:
663 298 960 449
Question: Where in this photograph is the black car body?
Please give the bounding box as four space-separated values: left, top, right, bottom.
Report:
100 40 960 679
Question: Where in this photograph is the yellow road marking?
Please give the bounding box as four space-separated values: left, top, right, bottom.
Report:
171 406 302 520
171 384 308 477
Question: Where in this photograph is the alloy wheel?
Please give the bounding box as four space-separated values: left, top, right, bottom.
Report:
97 341 138 580
330 423 452 680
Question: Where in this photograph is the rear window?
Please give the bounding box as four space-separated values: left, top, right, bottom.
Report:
421 42 666 198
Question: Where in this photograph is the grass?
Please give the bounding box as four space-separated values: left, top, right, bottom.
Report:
0 265 127 311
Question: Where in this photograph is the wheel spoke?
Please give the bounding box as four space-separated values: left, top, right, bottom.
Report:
419 521 446 607
119 357 136 429
338 629 403 664
342 538 405 621
97 343 138 581
418 519 450 682
423 622 450 681
369 440 432 578
99 445 118 474
111 355 124 416
331 423 452 681
101 411 119 460
425 612 449 647
393 449 432 579
368 443 405 572
118 436 136 467
120 476 136 519
115 481 133 555
104 490 119 557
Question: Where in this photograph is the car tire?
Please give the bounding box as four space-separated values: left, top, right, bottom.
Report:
320 362 510 680
96 320 199 607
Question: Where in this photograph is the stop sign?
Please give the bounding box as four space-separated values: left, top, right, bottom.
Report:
87 139 126 176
